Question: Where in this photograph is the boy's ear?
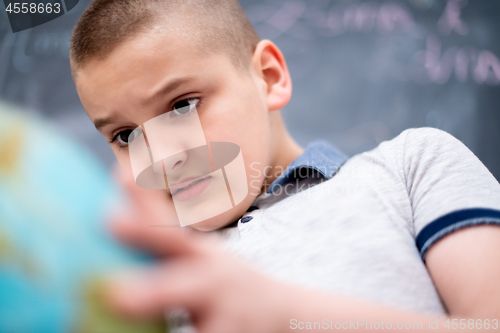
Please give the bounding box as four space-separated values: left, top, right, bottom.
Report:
252 40 292 112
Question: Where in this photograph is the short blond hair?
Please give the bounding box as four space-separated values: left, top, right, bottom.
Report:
70 0 260 74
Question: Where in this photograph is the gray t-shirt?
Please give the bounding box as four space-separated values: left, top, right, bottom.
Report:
213 127 500 315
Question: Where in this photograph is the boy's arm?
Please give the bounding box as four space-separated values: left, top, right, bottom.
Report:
287 224 500 331
425 224 500 318
398 128 500 318
105 208 500 333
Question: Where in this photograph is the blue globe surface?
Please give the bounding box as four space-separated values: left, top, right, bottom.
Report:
0 103 166 333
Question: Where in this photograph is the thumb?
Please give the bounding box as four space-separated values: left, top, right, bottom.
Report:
108 215 201 258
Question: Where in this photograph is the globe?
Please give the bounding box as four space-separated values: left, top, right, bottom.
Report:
0 102 166 333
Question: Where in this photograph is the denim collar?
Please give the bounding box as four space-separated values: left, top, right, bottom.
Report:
266 140 349 194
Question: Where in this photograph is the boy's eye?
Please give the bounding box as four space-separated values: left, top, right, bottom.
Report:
114 127 142 147
172 97 199 115
116 129 134 145
112 98 200 148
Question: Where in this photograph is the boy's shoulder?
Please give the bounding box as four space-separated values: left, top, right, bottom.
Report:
358 126 477 172
400 126 468 152
376 126 466 154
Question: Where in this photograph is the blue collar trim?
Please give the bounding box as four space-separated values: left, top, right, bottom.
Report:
266 140 348 194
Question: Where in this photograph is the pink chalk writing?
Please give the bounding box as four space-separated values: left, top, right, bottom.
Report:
304 2 415 36
247 0 499 85
411 36 500 85
438 0 468 36
268 1 307 32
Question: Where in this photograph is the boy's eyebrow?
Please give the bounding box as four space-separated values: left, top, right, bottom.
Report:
94 115 120 131
93 77 196 131
142 76 196 107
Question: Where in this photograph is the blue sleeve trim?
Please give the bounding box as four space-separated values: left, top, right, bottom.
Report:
416 208 500 260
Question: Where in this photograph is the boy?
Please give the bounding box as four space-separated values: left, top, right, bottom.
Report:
69 0 500 332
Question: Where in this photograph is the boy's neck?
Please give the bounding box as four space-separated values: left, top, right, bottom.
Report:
261 111 304 194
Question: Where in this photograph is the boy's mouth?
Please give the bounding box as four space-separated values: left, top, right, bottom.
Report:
169 175 212 202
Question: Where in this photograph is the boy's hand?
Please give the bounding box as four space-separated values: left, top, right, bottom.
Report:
106 165 294 333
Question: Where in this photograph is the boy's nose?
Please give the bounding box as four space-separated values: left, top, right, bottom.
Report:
159 150 189 174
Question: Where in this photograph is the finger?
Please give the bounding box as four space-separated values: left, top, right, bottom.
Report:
113 161 159 212
105 263 205 320
108 215 202 258
113 163 179 227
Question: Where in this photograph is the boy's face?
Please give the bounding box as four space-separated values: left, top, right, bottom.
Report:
75 30 273 231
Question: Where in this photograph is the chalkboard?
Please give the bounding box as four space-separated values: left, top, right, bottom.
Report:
1 0 499 180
